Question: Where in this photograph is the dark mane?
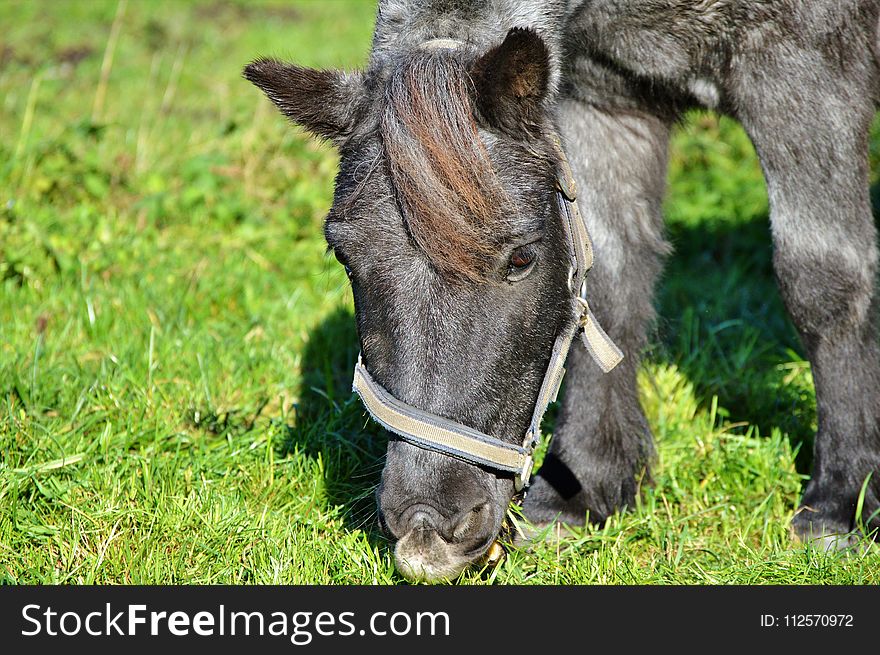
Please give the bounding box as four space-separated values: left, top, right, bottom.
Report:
380 50 507 281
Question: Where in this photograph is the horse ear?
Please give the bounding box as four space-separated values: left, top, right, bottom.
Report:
470 28 551 137
243 58 363 143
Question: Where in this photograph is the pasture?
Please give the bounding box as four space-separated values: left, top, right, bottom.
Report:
2 0 880 584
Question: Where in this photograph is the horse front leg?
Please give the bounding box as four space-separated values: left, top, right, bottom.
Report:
737 78 880 548
523 98 671 527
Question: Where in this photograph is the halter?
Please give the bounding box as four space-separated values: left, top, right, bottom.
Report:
351 38 623 491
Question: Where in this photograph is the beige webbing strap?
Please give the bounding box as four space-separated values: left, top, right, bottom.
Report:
524 320 579 445
551 135 594 281
352 357 532 483
551 133 622 374
579 302 625 373
558 190 594 276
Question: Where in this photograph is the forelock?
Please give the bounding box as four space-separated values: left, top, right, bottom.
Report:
380 50 508 281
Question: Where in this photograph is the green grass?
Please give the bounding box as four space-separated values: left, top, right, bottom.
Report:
1 0 879 585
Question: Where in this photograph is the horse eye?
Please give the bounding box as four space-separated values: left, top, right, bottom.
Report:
506 243 539 281
510 248 533 268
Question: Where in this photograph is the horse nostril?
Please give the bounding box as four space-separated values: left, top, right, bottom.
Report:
398 503 443 533
452 502 492 541
409 510 436 530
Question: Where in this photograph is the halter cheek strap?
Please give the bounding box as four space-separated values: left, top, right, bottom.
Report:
350 130 622 491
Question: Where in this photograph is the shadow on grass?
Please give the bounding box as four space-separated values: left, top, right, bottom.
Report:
277 305 390 542
656 181 880 479
655 212 816 475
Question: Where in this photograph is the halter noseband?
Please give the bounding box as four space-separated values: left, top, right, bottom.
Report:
351 39 622 491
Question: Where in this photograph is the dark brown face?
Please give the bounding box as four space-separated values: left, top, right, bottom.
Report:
246 28 567 581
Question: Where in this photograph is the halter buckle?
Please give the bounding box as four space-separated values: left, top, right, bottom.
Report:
576 295 591 327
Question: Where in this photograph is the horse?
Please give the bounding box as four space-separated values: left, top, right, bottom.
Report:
244 0 880 582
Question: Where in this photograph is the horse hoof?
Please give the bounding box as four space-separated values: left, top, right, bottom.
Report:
790 510 866 554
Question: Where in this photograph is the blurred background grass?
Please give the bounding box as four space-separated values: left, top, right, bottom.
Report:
1 0 878 584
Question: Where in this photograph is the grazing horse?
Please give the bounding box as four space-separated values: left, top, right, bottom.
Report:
245 0 880 582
